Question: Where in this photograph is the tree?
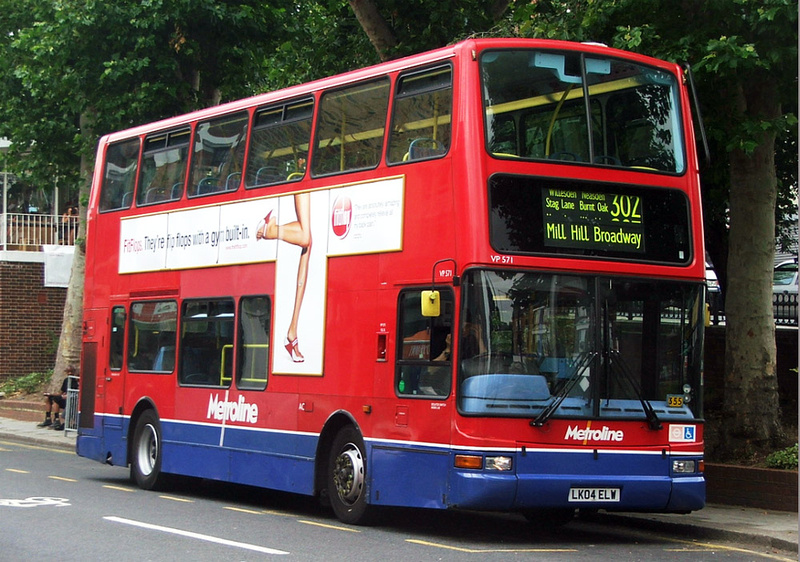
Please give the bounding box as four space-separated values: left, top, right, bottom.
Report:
261 0 379 90
315 0 797 458
0 0 291 391
347 0 511 61
509 0 797 458
259 0 514 91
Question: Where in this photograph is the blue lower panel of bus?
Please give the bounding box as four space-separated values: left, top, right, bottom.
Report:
78 416 704 513
159 419 317 494
447 448 704 513
77 415 317 496
369 443 451 509
76 415 128 467
365 441 703 513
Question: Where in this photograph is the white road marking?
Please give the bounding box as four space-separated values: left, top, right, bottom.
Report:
104 516 289 555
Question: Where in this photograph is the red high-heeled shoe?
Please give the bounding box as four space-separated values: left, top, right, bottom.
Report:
256 210 273 240
285 337 304 363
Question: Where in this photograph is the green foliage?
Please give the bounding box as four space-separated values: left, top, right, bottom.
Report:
507 0 798 290
260 0 507 91
261 1 377 91
765 443 798 470
0 0 293 191
0 370 51 395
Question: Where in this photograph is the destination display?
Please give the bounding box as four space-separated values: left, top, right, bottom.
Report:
542 188 645 253
489 175 691 264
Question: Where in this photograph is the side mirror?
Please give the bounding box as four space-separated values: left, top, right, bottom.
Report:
421 290 441 317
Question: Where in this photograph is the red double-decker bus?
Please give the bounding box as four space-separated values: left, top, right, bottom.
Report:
77 38 706 525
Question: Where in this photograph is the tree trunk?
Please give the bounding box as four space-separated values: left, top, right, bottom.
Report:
721 77 783 458
490 0 512 21
349 0 397 61
49 112 93 393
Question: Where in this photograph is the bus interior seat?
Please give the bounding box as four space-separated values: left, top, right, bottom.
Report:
144 186 166 203
180 334 219 384
152 330 176 372
408 138 445 160
255 166 282 186
593 154 621 165
196 177 219 195
152 346 175 372
547 151 583 162
225 172 241 191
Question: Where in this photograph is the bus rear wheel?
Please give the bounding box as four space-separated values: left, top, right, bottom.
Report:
131 410 165 490
327 427 373 525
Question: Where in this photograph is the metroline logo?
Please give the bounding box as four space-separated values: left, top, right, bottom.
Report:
564 424 624 443
207 393 259 424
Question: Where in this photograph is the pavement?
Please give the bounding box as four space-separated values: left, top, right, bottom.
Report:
0 415 796 554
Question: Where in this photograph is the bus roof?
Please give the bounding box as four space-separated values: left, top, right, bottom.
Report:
98 38 678 146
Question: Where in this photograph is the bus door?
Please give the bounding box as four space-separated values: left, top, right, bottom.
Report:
79 308 101 435
101 304 128 431
376 288 454 508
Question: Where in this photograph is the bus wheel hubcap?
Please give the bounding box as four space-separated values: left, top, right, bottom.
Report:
138 425 157 475
333 445 364 504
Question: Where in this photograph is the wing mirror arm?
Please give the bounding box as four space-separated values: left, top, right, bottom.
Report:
421 258 458 317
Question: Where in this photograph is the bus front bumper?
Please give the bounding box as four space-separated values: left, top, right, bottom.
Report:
447 453 705 513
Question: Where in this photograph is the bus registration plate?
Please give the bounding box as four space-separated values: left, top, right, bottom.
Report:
568 487 620 502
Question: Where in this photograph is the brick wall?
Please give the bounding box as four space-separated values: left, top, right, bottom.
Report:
0 260 67 381
706 463 798 512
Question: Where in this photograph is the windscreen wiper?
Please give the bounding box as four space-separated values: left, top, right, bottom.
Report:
531 351 597 427
607 350 662 430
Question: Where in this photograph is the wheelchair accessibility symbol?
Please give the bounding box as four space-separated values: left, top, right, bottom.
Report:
668 424 696 443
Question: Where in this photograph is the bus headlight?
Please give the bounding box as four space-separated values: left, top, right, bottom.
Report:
485 456 513 471
672 460 697 473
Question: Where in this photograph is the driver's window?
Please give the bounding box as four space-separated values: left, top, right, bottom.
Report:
395 289 453 397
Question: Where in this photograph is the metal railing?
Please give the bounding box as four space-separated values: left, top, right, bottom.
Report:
1 212 78 250
707 292 798 327
64 375 79 435
773 292 798 326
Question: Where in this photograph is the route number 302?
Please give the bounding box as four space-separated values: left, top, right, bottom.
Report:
610 195 642 224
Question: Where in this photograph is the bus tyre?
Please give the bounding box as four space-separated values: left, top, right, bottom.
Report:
131 410 165 490
327 427 373 525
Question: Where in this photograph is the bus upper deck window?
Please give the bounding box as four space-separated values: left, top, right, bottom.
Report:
388 65 452 164
312 78 390 177
245 98 313 189
481 49 685 173
99 139 140 212
137 128 190 206
189 112 248 197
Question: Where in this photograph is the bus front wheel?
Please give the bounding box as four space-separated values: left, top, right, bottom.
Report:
131 410 165 490
327 427 373 525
